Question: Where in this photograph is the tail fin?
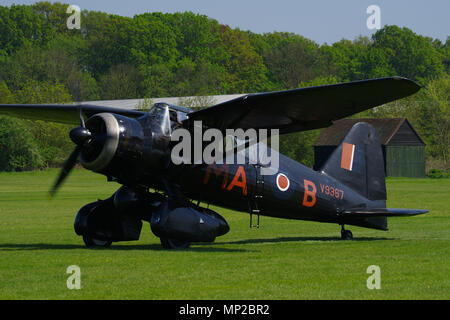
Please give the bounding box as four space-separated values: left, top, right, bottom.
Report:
320 122 428 231
320 122 386 202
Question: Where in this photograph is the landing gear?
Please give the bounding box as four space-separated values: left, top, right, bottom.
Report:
75 193 144 249
340 225 353 240
83 235 112 248
160 237 191 250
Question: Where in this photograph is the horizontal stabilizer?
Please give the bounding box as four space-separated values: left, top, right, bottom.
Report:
343 208 428 218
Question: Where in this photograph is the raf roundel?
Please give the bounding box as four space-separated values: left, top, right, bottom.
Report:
276 173 290 192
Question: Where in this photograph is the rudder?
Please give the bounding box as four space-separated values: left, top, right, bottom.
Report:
320 122 387 202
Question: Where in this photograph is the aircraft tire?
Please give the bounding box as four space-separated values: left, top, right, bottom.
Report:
341 230 353 240
83 235 112 248
160 237 191 250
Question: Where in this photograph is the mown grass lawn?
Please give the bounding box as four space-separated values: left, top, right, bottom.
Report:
0 169 448 299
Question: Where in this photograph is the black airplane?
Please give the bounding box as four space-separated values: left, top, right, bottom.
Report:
0 77 428 249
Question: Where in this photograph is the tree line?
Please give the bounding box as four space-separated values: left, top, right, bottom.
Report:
0 2 448 171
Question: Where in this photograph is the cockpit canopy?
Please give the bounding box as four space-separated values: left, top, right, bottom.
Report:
148 103 190 136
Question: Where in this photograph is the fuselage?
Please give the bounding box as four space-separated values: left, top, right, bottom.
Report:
166 145 376 228
94 105 387 231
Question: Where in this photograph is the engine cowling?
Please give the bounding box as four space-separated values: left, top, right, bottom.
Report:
79 113 150 183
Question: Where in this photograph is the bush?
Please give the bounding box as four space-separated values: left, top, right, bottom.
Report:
0 116 43 171
426 169 450 179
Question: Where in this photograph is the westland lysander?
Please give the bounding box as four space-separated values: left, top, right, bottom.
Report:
0 77 428 249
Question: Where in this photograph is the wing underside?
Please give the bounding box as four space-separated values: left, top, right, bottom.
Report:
0 104 146 125
187 77 421 134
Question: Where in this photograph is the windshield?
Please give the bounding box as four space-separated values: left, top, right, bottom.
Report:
148 104 170 136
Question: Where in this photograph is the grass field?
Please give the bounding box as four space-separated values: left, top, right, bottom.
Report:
0 169 448 300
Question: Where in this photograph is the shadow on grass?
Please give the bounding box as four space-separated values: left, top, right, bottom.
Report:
0 243 252 253
205 236 394 246
0 236 394 252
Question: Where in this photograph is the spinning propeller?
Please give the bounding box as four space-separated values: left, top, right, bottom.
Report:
49 109 105 197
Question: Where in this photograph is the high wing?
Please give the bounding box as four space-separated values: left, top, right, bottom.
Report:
0 104 146 125
187 77 421 134
0 77 420 131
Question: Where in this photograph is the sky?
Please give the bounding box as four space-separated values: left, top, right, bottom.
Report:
2 0 449 45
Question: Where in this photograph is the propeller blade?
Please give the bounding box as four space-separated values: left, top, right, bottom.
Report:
49 145 82 198
79 108 86 128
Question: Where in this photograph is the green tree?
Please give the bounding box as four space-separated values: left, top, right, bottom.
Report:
0 83 41 171
140 63 174 98
372 25 445 83
443 37 450 74
13 80 74 168
360 47 392 79
0 116 43 171
164 12 224 64
0 4 55 55
0 81 14 103
31 1 72 35
84 14 135 77
416 75 449 163
2 43 99 101
99 64 143 100
365 75 449 165
130 14 179 67
172 59 227 96
319 37 370 82
219 26 268 93
298 75 340 88
262 33 322 89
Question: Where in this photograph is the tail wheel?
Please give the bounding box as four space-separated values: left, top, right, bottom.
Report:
341 230 353 240
83 235 112 248
160 237 190 250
